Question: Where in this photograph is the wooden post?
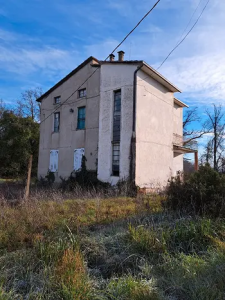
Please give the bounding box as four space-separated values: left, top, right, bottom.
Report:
194 151 199 171
25 155 33 200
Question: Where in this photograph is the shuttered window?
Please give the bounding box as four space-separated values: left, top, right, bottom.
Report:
74 148 85 171
49 150 59 172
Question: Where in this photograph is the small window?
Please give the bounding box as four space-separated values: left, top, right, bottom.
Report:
78 88 86 98
54 96 61 104
112 143 120 176
77 107 86 130
49 150 58 172
54 112 60 132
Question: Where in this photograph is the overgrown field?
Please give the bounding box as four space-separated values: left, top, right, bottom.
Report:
0 193 225 300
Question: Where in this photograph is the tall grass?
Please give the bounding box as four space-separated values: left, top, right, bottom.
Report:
0 188 225 299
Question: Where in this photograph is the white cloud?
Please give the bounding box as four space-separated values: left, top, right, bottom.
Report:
0 45 80 78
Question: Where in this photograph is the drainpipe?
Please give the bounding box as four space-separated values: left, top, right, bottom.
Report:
132 63 143 132
130 63 143 182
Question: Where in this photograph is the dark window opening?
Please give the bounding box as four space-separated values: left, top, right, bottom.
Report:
77 106 86 129
54 96 61 104
112 143 120 176
78 88 87 98
54 112 60 132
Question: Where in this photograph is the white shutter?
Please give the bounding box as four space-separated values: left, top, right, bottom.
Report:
74 148 85 171
49 150 59 172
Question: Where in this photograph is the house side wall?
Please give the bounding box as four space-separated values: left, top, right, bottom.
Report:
173 103 183 176
98 64 138 184
38 61 100 180
135 70 176 188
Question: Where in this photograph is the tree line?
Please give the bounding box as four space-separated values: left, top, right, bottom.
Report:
0 88 42 178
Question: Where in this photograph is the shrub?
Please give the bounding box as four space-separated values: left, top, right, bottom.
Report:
60 156 110 192
166 165 225 217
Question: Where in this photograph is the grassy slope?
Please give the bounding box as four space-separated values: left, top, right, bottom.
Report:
0 196 225 300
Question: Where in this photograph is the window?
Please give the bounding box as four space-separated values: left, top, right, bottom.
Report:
54 96 61 104
112 90 121 176
112 143 120 176
74 148 85 171
49 150 58 172
78 88 86 98
54 112 60 132
113 90 121 141
77 107 86 129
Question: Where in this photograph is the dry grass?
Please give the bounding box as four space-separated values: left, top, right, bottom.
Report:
0 190 225 299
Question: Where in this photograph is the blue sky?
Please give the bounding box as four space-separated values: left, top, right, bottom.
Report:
0 0 224 153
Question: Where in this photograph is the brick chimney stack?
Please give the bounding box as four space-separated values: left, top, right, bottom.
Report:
109 54 115 62
118 51 125 62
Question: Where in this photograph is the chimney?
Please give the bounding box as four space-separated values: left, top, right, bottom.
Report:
118 50 125 62
109 53 115 62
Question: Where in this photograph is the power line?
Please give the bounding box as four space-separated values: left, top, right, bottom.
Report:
40 0 161 125
157 0 210 70
178 0 205 42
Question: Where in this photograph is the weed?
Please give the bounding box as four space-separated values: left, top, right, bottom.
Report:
102 276 162 300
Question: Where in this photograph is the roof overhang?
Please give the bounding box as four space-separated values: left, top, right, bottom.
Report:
173 145 197 154
141 62 181 93
174 97 189 108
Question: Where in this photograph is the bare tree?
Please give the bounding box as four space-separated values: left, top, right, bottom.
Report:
205 104 225 171
200 139 213 165
183 107 208 147
16 87 42 121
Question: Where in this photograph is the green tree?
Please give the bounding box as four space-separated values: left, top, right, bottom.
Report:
0 111 39 178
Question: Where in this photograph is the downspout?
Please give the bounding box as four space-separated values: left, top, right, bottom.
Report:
130 63 143 182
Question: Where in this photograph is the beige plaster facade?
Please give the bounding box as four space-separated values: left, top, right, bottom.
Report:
37 54 187 188
38 57 100 180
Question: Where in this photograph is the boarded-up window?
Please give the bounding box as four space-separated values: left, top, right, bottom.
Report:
74 148 85 171
49 150 59 172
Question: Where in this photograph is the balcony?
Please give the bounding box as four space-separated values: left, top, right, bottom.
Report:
173 133 198 151
173 133 198 170
173 133 183 147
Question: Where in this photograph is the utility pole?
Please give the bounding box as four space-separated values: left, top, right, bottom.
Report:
25 154 33 200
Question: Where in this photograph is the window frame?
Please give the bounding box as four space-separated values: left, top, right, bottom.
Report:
112 142 120 177
54 96 61 104
77 106 86 130
53 112 60 133
78 88 87 98
111 89 121 177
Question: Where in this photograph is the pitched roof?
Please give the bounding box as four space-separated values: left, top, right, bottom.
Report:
37 56 99 102
100 60 181 93
37 56 181 102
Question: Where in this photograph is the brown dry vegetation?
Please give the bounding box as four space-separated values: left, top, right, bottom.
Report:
0 185 225 300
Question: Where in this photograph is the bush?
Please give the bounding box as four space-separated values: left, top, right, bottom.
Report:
166 165 225 217
60 156 110 192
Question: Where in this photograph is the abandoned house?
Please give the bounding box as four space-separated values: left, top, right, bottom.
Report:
37 51 197 188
